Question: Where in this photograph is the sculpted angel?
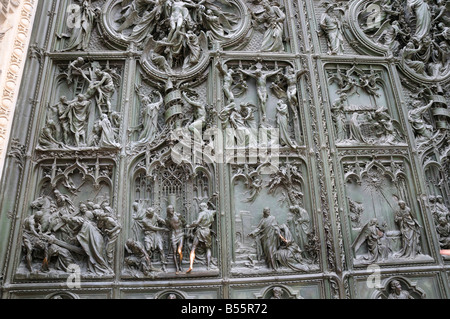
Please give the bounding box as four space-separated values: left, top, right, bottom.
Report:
352 218 392 263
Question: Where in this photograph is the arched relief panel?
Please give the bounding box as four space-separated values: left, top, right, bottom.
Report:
323 62 407 148
422 159 450 253
217 58 305 149
229 157 321 276
122 151 220 279
229 280 324 299
352 273 440 299
9 288 112 299
119 286 222 299
15 156 118 280
36 58 125 152
340 154 434 268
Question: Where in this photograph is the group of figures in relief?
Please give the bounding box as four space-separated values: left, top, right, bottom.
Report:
22 189 121 276
114 0 232 73
329 66 406 146
426 194 450 249
232 164 320 273
124 202 216 276
243 206 317 272
38 58 121 150
22 190 219 277
351 198 423 264
217 61 304 149
58 0 289 74
358 0 450 79
406 84 449 151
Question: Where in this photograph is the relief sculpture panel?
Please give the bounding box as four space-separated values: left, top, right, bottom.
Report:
0 0 449 300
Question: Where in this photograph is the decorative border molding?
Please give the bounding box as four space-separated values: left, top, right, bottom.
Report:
0 0 37 180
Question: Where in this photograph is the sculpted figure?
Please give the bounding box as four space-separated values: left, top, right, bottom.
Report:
94 208 122 267
49 96 71 145
122 0 165 43
394 201 422 259
165 205 186 273
93 69 116 114
435 196 450 221
22 206 77 273
219 101 249 147
258 0 286 52
367 106 403 144
200 9 225 37
59 0 98 51
22 212 47 272
216 61 235 102
239 102 258 146
186 203 216 273
39 232 77 273
67 94 91 147
183 91 206 143
388 280 414 299
239 65 282 123
134 87 163 147
288 205 311 253
67 57 86 84
348 112 366 143
53 189 75 217
331 94 348 142
436 216 450 249
271 287 283 299
401 42 426 75
63 213 112 275
248 208 281 270
408 100 434 140
376 21 408 54
435 22 450 41
97 114 120 148
276 100 297 149
79 68 116 115
166 0 203 42
125 238 155 276
284 67 306 118
352 219 392 263
180 30 202 69
407 0 432 42
318 2 344 55
39 119 62 149
141 208 169 271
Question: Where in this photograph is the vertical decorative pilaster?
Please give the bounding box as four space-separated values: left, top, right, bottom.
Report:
0 0 37 180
